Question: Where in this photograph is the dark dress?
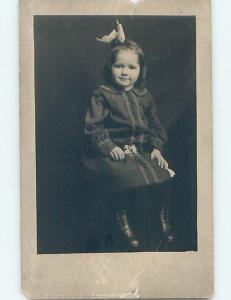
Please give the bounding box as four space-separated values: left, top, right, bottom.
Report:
83 84 173 192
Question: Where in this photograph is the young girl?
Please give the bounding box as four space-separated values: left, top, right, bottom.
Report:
83 21 175 250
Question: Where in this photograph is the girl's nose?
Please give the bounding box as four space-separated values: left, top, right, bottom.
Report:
121 68 128 75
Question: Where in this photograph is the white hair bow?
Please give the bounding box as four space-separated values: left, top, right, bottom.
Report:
96 19 125 44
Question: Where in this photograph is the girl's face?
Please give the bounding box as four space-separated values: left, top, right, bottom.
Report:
111 50 140 90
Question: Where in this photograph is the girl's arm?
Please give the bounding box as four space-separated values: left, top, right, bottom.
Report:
146 93 168 153
84 90 117 156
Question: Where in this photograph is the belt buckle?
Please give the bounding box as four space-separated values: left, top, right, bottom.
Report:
124 144 137 156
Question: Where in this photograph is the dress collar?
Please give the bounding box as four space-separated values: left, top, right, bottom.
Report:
99 84 147 96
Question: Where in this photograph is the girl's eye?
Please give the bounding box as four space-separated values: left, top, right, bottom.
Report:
114 64 123 68
113 64 138 69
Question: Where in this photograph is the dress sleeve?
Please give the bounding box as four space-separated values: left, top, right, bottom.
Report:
84 90 117 156
146 92 168 153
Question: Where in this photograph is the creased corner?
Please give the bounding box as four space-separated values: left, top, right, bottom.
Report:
120 287 140 298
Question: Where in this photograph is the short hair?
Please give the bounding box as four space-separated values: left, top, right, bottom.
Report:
102 39 147 89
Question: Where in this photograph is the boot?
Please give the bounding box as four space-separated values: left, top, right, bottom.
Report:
160 205 174 242
116 209 140 248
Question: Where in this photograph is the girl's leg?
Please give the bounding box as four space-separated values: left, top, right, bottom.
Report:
155 182 175 242
160 204 174 242
112 190 140 249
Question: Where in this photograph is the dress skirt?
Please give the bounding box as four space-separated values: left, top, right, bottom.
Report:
82 149 173 192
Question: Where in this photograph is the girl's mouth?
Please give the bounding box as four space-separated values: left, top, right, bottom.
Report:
119 77 129 81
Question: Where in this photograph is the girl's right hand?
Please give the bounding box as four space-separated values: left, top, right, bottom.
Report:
110 146 125 161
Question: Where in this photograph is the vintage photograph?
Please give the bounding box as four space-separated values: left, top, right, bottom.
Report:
34 15 197 254
20 0 213 297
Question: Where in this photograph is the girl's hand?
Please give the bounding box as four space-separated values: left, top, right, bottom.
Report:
110 146 125 161
151 149 168 169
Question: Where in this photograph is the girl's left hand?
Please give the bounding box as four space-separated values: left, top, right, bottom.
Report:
151 149 168 169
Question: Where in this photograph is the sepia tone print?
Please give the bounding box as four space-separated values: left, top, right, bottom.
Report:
20 1 213 298
34 15 197 253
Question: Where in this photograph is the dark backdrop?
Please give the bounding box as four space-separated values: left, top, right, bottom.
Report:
34 16 197 253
